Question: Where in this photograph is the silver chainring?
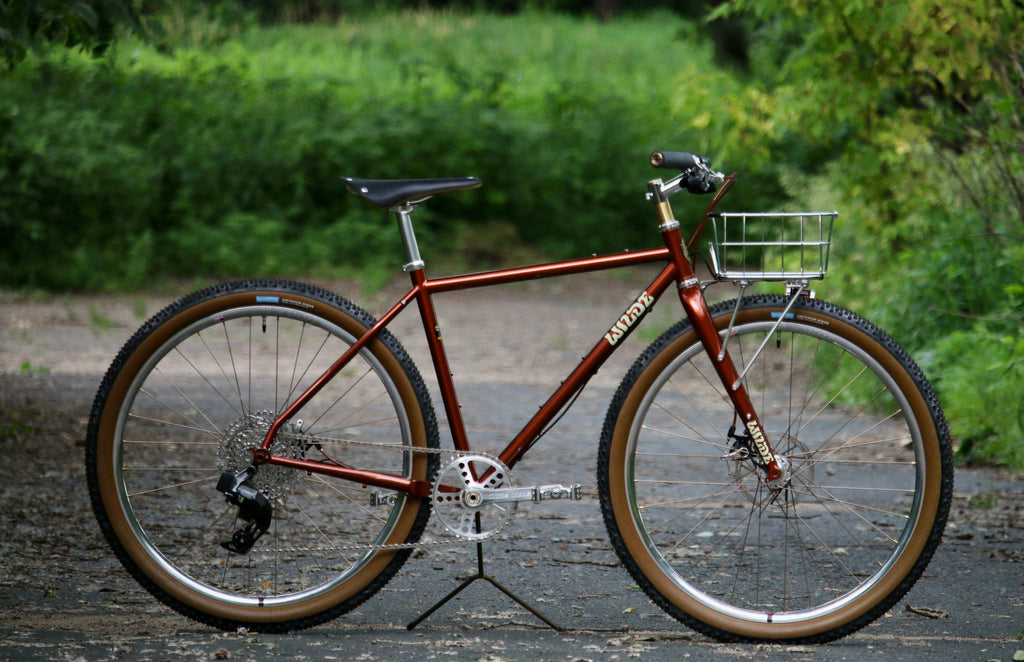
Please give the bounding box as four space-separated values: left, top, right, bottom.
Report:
219 410 305 499
432 454 516 540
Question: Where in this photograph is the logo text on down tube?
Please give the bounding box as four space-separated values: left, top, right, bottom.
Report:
604 291 655 346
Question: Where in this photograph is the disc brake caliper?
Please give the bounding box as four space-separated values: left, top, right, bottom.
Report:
724 424 790 489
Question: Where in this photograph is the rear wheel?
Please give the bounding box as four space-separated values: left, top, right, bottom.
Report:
598 295 952 642
86 280 439 631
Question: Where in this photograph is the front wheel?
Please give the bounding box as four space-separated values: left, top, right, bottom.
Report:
598 295 953 643
86 280 439 632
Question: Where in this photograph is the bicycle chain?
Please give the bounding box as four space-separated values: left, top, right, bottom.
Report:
270 432 514 553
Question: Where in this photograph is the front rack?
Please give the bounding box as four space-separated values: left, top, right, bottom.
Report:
707 212 837 281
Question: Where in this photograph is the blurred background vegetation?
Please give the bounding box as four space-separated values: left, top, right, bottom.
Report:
1 0 1022 468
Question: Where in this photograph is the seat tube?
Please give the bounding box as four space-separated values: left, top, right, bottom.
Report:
395 210 472 453
651 182 784 484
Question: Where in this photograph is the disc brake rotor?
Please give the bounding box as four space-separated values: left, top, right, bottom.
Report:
727 435 813 505
432 454 516 540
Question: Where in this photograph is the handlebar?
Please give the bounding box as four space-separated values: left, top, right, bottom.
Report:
650 150 724 195
650 151 702 170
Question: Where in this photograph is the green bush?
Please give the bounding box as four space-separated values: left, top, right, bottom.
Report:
1 11 743 290
791 145 1024 469
3 7 1021 468
932 320 1024 468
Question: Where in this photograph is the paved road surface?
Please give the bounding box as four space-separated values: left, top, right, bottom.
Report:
1 281 1021 661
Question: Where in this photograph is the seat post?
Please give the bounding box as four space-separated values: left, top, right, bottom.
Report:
392 204 425 272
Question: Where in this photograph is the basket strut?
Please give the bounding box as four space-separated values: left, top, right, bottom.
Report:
728 281 807 391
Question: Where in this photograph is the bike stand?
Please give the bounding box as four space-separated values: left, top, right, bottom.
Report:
407 514 562 632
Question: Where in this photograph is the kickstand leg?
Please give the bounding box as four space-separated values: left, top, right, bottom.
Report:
407 513 562 631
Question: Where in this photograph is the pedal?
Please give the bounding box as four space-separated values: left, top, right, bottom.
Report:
370 491 398 507
474 483 583 506
217 469 273 555
534 484 583 501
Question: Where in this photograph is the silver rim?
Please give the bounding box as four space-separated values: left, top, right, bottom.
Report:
110 305 414 608
624 320 925 624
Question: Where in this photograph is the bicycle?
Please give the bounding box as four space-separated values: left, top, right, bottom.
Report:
86 151 953 643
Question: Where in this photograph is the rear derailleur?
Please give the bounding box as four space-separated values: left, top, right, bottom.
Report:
216 465 272 555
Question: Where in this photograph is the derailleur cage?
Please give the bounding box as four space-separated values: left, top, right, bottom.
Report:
216 466 273 555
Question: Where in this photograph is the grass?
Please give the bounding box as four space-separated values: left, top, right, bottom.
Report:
19 362 50 375
131 10 703 117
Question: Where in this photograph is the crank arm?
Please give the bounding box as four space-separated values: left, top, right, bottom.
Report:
470 483 583 506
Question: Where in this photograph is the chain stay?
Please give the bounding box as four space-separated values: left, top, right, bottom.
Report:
274 431 516 551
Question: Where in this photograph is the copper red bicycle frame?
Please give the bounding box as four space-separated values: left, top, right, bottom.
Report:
255 193 780 497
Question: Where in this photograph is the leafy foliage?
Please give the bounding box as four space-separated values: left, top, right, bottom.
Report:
2 6 1022 468
0 11 730 290
712 0 1024 467
0 0 142 69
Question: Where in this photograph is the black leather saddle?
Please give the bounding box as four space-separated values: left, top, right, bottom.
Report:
342 176 482 209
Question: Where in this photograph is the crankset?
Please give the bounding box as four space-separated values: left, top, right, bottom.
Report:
431 454 582 541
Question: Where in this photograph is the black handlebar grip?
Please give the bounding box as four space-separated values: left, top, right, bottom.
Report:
650 151 701 170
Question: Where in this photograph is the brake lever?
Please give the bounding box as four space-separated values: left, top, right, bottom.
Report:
684 165 725 195
646 165 726 201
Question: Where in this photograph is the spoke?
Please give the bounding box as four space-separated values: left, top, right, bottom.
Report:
653 480 747 556
641 422 730 452
284 325 333 407
272 316 281 414
127 472 220 497
805 457 915 466
675 483 769 591
169 342 244 421
636 478 744 487
635 482 747 510
783 501 859 603
780 496 824 610
787 485 912 522
798 409 907 466
287 320 307 405
304 472 389 527
309 370 393 433
128 409 221 438
248 317 254 411
796 480 903 548
217 321 246 414
124 439 219 446
285 490 352 558
635 451 730 461
148 367 225 436
794 364 870 436
779 335 826 443
664 365 733 441
727 489 760 607
169 502 236 571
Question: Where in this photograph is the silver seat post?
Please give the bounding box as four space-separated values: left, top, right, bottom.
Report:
392 204 425 272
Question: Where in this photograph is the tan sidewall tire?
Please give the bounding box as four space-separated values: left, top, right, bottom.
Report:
93 290 432 625
605 304 944 641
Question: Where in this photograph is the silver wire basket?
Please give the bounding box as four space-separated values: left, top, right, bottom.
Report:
707 212 837 281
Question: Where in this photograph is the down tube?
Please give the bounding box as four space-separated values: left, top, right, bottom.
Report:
498 262 679 468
